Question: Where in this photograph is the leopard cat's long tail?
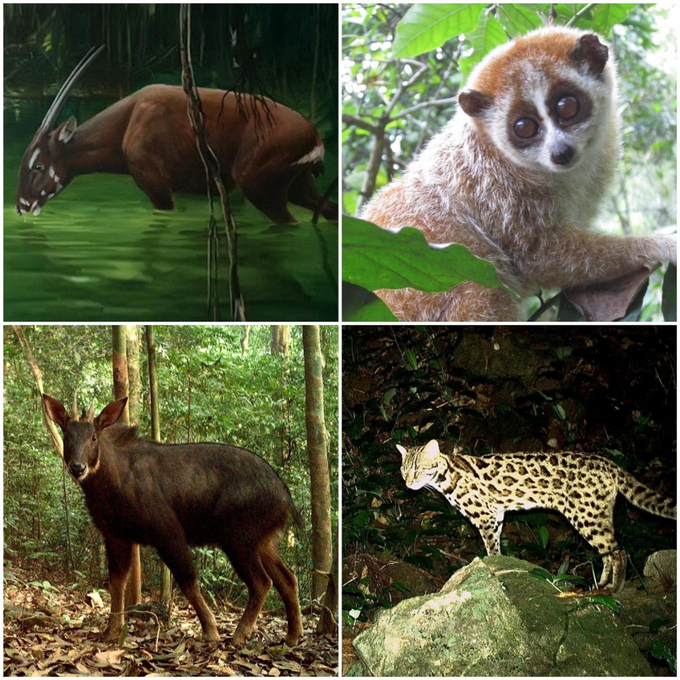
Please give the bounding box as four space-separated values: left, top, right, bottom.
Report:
613 466 676 519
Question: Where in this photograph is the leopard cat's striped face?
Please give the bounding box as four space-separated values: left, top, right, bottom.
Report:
397 440 445 490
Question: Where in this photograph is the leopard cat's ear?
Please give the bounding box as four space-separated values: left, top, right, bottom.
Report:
423 440 440 455
396 444 407 458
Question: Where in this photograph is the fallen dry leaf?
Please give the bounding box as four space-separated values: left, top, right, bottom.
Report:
4 562 338 677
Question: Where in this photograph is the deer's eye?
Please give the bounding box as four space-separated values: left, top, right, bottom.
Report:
33 162 45 172
91 434 97 442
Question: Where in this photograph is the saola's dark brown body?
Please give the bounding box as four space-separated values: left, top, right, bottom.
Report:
42 394 303 646
18 83 337 223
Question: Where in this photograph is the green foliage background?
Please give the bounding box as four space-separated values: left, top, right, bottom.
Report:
342 3 676 321
4 4 338 131
3 325 339 613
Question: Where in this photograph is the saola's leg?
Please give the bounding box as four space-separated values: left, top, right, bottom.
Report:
239 179 297 224
122 119 175 210
103 536 134 642
260 541 303 646
156 538 219 641
226 547 274 645
126 155 175 210
233 153 300 223
287 169 338 221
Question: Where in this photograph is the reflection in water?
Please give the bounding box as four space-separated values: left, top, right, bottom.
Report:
4 138 338 322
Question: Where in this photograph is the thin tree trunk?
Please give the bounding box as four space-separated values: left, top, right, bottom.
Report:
270 326 291 355
111 326 142 608
302 326 332 601
13 325 73 570
146 326 172 602
241 325 250 353
317 539 338 634
126 325 141 424
13 325 62 456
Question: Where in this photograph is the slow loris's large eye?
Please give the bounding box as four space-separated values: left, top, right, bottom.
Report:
513 118 539 139
556 95 579 120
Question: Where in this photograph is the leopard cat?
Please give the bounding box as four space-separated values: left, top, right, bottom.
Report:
398 440 676 592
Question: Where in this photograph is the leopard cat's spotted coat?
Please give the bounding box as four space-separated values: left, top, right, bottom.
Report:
398 440 676 592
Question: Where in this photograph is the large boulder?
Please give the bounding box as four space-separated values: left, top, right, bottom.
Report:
352 556 653 676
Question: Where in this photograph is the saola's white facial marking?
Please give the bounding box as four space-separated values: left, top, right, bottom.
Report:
28 148 41 170
48 166 61 184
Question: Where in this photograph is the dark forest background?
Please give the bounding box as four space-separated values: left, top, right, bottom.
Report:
342 326 676 640
4 4 338 140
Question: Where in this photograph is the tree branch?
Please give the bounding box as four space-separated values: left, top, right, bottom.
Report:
179 4 246 321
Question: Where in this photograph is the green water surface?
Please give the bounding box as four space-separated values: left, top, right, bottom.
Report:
5 136 338 322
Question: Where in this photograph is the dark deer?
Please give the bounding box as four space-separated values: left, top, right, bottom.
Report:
42 393 303 646
17 47 337 224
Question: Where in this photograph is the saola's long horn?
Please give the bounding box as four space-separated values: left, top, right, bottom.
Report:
38 45 105 134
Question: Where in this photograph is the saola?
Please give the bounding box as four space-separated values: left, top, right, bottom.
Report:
17 46 337 223
42 393 303 646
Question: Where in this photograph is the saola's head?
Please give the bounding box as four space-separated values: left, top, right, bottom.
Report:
42 393 127 482
16 46 103 216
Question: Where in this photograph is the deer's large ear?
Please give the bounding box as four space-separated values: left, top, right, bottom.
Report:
42 394 70 430
95 397 128 430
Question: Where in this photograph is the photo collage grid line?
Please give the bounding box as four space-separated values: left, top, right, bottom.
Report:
2 3 677 678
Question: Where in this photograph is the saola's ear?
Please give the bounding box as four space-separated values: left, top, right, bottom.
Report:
95 397 128 430
50 117 78 148
42 394 70 430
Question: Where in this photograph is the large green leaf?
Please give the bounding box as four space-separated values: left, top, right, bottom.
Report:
661 263 677 321
459 13 507 81
393 4 483 58
590 4 637 34
342 282 399 321
496 5 544 37
342 216 508 294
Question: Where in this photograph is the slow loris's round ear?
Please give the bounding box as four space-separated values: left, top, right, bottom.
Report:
571 33 608 77
396 444 407 458
458 90 492 117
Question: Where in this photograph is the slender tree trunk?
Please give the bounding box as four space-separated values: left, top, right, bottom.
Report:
146 326 172 602
111 326 142 608
302 326 332 600
13 325 63 456
112 326 131 423
241 325 250 353
317 539 338 634
270 325 292 464
271 326 291 355
126 325 141 424
13 325 73 571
